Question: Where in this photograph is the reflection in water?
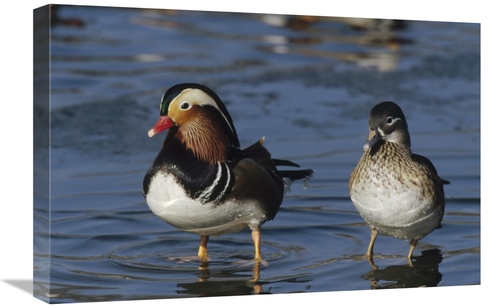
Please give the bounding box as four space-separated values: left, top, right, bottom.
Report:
258 15 412 72
177 261 265 296
129 10 412 72
362 249 443 289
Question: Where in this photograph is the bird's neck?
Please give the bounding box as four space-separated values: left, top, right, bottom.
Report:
177 122 230 165
386 130 411 148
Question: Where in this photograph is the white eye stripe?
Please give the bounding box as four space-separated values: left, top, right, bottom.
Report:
387 116 402 125
171 88 235 136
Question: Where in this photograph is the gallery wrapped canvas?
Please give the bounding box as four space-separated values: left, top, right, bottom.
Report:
32 3 480 304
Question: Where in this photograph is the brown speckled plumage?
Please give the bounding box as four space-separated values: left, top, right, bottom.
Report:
349 101 449 259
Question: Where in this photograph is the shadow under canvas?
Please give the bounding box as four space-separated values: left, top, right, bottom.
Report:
3 280 33 295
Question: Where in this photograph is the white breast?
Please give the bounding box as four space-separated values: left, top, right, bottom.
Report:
350 173 441 240
145 172 268 236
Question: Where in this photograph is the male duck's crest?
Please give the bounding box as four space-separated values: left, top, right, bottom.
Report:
148 83 240 164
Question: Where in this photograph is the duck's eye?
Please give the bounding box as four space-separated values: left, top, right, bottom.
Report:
386 116 394 125
180 102 190 110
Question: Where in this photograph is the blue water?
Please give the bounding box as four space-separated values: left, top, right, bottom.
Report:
33 5 480 303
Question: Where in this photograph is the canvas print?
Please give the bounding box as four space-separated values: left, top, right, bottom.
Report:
33 4 480 304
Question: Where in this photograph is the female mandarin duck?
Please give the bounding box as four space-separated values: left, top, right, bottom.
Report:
143 83 313 262
349 101 449 259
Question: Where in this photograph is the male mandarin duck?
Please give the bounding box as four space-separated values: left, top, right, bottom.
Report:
348 101 449 259
143 83 313 262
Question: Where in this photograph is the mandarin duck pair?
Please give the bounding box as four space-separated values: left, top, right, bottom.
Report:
143 83 449 263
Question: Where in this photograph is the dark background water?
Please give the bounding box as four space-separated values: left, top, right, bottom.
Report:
6 2 486 306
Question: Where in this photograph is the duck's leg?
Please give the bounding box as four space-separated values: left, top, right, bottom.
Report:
366 228 378 257
408 239 418 259
198 234 209 260
252 229 262 261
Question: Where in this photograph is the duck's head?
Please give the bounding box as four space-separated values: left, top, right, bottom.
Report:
363 101 411 151
148 83 240 163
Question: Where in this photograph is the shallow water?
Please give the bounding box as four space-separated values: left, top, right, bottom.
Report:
34 5 480 303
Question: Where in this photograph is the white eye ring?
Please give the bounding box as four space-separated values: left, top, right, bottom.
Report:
180 101 191 110
386 116 400 125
